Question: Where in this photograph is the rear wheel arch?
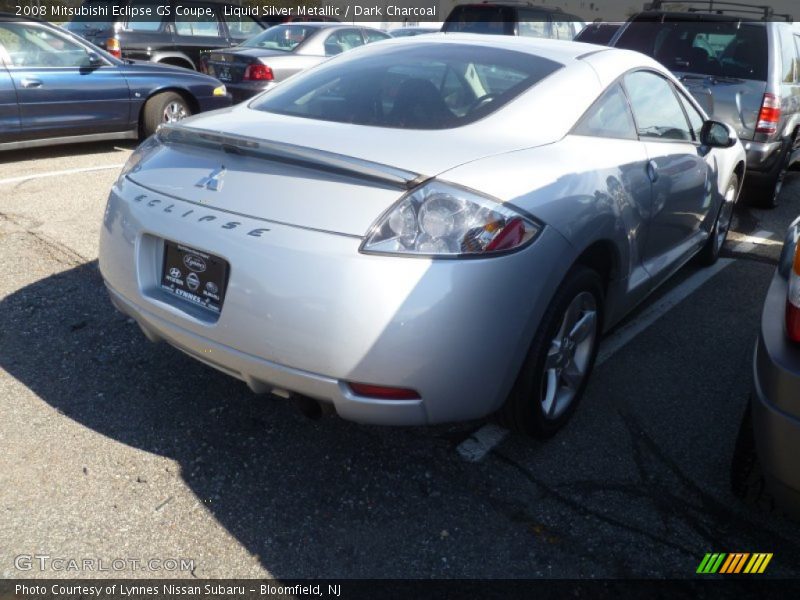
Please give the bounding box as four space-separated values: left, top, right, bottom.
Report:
156 56 195 70
574 239 619 296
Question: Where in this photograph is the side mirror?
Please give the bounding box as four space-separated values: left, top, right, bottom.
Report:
700 120 737 148
86 51 103 66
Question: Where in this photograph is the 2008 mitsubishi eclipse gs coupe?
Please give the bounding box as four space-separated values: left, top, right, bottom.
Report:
99 34 745 437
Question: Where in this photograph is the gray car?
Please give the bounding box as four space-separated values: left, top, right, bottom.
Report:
201 23 391 102
611 1 800 208
734 217 800 518
98 35 745 437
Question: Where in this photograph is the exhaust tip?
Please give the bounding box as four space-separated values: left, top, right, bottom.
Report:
291 394 323 420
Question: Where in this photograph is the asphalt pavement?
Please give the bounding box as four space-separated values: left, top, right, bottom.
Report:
1 141 799 579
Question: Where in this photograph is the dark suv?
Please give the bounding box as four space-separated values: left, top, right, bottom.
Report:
442 1 584 39
611 1 800 208
65 0 274 71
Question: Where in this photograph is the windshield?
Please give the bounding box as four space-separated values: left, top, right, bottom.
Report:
251 43 562 130
240 25 319 51
64 0 114 32
615 18 768 81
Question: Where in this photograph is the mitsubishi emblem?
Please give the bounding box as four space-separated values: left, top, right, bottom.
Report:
195 166 226 192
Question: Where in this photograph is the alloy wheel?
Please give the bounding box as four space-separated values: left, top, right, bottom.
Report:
540 291 598 420
163 101 188 123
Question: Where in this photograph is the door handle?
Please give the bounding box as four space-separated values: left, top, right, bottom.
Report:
21 78 42 89
646 160 659 183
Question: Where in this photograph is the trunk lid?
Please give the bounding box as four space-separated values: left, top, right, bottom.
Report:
126 103 552 236
204 48 285 83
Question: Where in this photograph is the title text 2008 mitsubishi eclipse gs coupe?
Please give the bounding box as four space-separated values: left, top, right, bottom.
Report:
99 35 746 437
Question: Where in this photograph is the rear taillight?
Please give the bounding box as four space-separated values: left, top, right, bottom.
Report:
756 93 781 136
106 37 121 59
243 64 273 81
786 244 800 342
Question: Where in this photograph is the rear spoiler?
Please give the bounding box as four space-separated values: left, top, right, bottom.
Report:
156 124 429 190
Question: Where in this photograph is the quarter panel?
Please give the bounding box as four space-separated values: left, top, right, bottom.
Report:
439 135 655 326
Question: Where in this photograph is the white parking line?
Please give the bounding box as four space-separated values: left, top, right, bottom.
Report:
456 423 509 462
595 258 735 366
0 164 125 186
458 230 776 461
729 229 780 252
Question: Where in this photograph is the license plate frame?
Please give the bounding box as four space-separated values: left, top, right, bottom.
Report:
161 241 229 314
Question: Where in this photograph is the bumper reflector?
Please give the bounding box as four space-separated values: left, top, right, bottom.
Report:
347 382 420 400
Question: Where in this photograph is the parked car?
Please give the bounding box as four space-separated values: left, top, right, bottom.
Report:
200 24 391 103
733 216 800 519
443 1 584 39
99 35 744 436
574 22 622 45
610 0 800 208
0 14 230 150
65 0 273 71
389 27 440 38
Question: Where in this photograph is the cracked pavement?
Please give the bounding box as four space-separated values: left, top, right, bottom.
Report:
1 142 799 579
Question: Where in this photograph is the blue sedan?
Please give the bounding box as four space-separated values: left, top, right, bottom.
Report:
0 15 231 151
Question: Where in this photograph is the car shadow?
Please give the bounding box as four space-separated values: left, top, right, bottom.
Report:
0 260 507 578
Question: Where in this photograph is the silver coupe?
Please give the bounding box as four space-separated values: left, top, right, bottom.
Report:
99 35 745 437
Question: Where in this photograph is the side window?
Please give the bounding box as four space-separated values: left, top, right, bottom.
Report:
573 83 637 140
552 21 573 40
0 23 90 68
677 91 705 141
226 17 263 41
324 29 365 56
624 71 693 142
517 10 551 38
124 1 163 32
175 5 222 37
363 29 390 44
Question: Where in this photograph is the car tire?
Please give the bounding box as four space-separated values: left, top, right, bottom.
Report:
141 92 192 138
499 265 603 438
697 173 738 267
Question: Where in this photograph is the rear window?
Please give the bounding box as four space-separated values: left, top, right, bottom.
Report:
615 18 768 81
241 24 319 51
443 5 515 35
251 43 562 129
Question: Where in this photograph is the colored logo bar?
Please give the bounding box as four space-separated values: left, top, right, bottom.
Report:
697 553 773 574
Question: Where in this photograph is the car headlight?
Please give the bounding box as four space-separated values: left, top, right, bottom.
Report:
360 181 540 257
115 134 162 187
213 84 227 96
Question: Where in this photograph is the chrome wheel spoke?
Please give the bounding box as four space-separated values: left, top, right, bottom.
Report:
542 369 558 417
569 311 597 344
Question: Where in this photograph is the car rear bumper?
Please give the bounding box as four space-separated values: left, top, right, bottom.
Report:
98 177 570 426
751 271 800 514
744 140 784 175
